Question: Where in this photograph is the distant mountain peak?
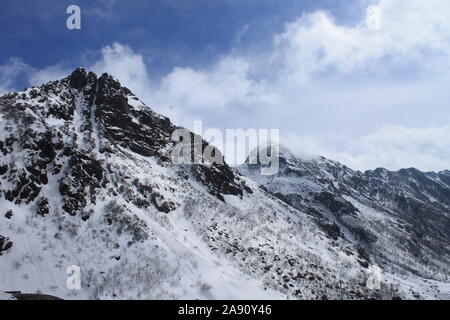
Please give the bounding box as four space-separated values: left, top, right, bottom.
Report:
239 140 450 285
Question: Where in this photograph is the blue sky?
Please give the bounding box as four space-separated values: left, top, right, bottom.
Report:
0 0 371 78
1 0 450 171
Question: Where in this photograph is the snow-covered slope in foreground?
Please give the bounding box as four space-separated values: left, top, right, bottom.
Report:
0 69 448 299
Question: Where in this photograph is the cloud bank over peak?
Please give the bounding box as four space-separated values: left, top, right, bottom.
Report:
284 125 450 172
91 43 152 96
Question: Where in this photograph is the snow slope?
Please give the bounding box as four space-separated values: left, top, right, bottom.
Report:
239 147 450 299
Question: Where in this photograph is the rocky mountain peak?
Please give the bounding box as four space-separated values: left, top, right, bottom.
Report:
69 67 89 90
0 69 244 217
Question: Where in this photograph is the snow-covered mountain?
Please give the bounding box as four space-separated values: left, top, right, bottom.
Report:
240 147 450 299
0 69 448 299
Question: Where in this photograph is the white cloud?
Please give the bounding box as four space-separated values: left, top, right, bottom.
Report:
284 125 450 172
0 59 69 92
146 0 450 128
0 58 29 94
154 57 279 112
29 64 70 87
87 43 279 127
85 0 116 19
272 0 450 84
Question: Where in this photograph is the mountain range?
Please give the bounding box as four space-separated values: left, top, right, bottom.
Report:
0 68 448 299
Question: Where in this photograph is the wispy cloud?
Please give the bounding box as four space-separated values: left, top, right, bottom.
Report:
284 125 450 172
29 64 71 86
84 0 117 20
0 58 29 94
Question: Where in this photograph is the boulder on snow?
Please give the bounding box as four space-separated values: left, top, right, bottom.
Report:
5 291 62 300
36 197 50 216
0 235 13 255
152 193 176 213
4 210 13 219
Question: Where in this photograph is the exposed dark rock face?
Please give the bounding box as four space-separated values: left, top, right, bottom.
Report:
0 68 245 219
94 72 172 158
317 219 342 241
69 67 89 90
192 164 243 201
59 151 106 216
313 191 359 217
0 164 7 176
